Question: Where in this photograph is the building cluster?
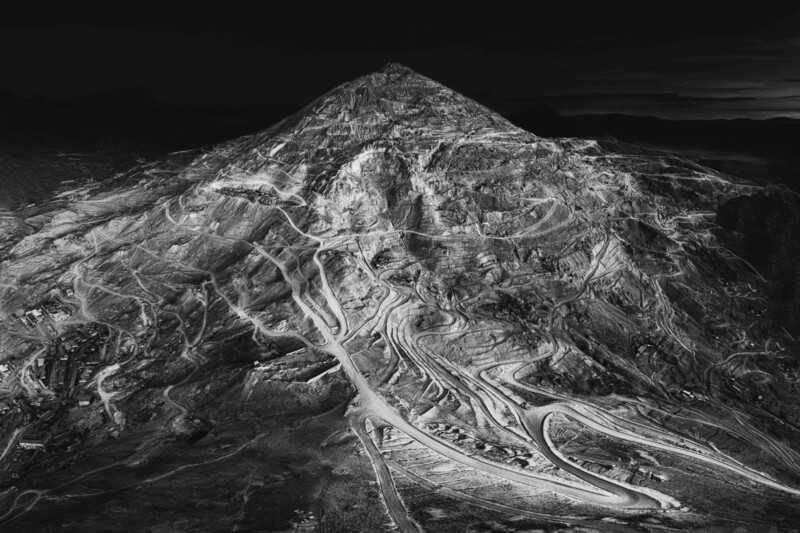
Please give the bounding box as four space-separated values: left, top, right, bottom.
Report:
11 294 73 329
217 186 276 205
2 325 105 458
34 325 105 396
0 397 58 477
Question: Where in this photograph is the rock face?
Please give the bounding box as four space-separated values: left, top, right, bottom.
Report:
1 64 799 532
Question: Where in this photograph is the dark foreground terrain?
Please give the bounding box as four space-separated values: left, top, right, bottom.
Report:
1 65 799 532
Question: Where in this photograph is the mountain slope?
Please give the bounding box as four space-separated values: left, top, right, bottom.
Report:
1 64 799 532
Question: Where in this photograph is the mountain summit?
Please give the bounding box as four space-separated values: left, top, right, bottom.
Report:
274 62 522 135
212 62 535 204
1 66 799 531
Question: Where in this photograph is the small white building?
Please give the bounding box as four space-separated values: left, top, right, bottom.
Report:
77 393 94 407
19 432 50 450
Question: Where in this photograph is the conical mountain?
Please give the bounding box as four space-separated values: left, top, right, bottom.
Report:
0 65 799 531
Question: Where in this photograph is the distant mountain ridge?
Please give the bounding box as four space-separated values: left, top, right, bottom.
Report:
2 81 799 176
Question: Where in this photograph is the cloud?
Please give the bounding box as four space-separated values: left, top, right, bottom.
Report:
541 92 762 103
745 36 800 51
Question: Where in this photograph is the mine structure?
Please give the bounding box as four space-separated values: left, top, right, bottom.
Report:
0 318 104 474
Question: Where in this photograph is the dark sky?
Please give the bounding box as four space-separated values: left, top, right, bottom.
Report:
3 6 800 119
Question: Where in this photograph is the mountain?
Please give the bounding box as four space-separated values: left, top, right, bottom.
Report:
569 113 800 156
504 104 603 138
0 63 799 532
565 113 800 192
0 89 20 108
0 86 300 155
63 86 162 108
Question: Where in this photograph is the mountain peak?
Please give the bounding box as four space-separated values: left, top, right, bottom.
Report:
215 65 538 199
339 62 443 100
379 61 410 72
368 62 439 87
376 61 416 75
241 64 534 163
358 62 437 85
